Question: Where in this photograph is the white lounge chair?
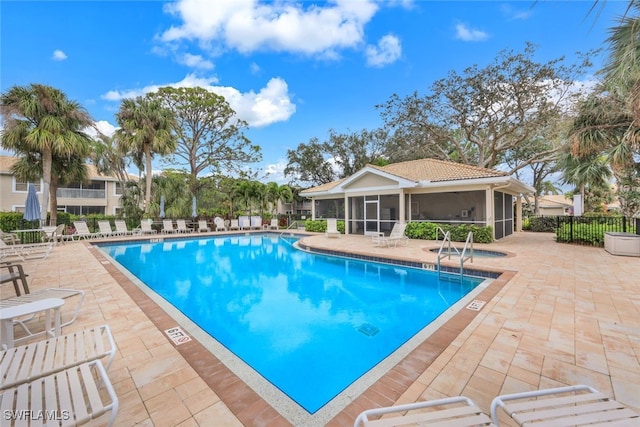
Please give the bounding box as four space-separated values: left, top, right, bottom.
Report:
115 220 140 236
325 218 340 238
268 218 279 230
0 324 116 391
250 216 263 230
229 219 240 231
73 221 100 240
373 223 409 247
197 220 211 233
240 216 251 230
162 219 176 234
41 224 67 245
490 384 640 426
0 230 20 245
0 359 119 426
0 239 53 261
176 219 191 233
98 220 115 238
354 396 495 427
140 220 157 234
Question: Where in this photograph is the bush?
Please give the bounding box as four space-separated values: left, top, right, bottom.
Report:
403 222 494 243
305 219 345 234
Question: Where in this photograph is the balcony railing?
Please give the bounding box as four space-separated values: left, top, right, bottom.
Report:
56 188 106 199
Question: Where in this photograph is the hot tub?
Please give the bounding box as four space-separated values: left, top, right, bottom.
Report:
604 232 640 257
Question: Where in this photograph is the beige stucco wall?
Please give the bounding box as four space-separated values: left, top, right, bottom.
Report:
344 173 398 189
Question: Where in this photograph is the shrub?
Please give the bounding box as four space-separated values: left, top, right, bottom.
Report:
305 219 345 234
401 222 493 243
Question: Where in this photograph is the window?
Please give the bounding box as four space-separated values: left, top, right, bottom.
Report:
114 182 124 196
14 180 41 192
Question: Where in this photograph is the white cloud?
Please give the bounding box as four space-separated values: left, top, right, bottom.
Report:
179 53 214 70
94 120 118 137
160 0 378 58
52 50 68 61
263 159 289 184
250 62 261 75
455 23 489 42
500 4 532 21
101 74 295 128
365 34 401 67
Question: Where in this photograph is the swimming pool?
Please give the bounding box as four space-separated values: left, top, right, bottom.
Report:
99 234 483 414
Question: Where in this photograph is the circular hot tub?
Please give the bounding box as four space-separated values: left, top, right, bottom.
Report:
427 247 508 257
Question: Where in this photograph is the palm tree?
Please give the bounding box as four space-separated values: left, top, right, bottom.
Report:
0 84 93 225
116 95 176 214
558 150 613 213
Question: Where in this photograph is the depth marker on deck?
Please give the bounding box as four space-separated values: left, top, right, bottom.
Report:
165 326 192 345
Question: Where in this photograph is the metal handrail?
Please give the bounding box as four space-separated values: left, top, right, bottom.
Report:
435 226 447 242
436 231 474 280
279 221 300 244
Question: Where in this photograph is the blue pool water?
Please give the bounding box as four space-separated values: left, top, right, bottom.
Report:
100 234 482 413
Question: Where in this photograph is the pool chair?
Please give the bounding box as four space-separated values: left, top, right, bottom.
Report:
239 216 251 230
41 224 68 245
140 220 157 234
268 218 279 230
325 218 340 238
490 384 640 426
1 324 116 391
374 222 409 248
0 359 119 427
250 216 263 230
98 220 116 238
0 239 53 261
354 396 495 427
176 219 192 233
0 230 20 245
229 219 240 231
162 219 176 234
115 220 141 236
73 221 101 240
0 262 85 344
197 219 211 232
213 217 227 231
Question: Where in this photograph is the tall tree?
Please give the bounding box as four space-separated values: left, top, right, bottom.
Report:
92 132 131 194
116 95 176 214
378 43 594 173
149 87 261 197
0 84 93 225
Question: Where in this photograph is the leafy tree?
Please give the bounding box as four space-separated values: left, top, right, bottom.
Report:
151 171 191 218
0 84 93 225
92 132 132 193
285 128 388 186
558 149 613 213
378 43 594 173
116 95 176 214
149 87 261 197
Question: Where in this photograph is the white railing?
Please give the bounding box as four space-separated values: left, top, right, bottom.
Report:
56 188 106 199
436 231 474 279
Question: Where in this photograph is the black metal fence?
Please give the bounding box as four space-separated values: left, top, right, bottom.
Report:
524 215 639 246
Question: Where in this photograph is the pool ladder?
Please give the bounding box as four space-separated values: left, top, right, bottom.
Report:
278 221 300 246
436 230 474 280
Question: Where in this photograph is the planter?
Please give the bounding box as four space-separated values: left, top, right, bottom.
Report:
604 232 640 257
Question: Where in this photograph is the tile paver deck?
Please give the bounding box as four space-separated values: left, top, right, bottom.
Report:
5 231 639 426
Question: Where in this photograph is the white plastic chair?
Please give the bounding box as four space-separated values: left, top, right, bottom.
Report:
325 218 340 238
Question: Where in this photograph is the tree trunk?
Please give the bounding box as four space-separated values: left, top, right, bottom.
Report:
144 144 152 214
41 148 52 226
50 174 59 226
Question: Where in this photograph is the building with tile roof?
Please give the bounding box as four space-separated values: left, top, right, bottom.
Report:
300 158 535 240
0 155 128 216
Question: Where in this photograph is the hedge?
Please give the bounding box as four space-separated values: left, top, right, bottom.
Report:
305 219 345 234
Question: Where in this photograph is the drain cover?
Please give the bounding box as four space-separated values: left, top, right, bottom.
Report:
466 300 486 311
357 323 380 336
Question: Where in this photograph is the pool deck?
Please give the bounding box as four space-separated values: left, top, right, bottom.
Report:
7 230 639 426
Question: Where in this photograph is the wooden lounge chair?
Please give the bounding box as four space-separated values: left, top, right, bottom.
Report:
176 219 192 233
354 396 495 427
0 324 116 391
162 219 176 234
325 218 340 238
197 219 211 232
490 384 639 426
0 359 119 426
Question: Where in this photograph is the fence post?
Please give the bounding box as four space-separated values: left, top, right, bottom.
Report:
569 216 574 243
636 218 640 235
623 216 627 233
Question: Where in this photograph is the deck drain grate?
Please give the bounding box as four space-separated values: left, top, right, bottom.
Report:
357 323 380 336
466 300 486 311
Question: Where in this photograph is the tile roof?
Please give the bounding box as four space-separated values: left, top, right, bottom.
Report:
301 158 508 194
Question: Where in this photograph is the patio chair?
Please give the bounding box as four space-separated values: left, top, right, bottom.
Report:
1 230 20 245
354 396 495 427
268 218 279 230
229 219 240 231
41 224 67 245
115 220 141 236
325 218 340 238
176 219 192 233
140 220 157 235
0 239 53 261
197 219 211 233
0 359 119 427
374 223 409 248
250 216 263 230
490 384 640 426
73 221 101 240
239 216 250 230
162 219 176 234
0 262 85 338
98 220 115 238
0 324 116 391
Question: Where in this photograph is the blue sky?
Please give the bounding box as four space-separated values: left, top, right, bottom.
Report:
0 0 630 184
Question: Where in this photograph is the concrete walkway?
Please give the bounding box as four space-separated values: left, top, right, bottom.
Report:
7 231 639 426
